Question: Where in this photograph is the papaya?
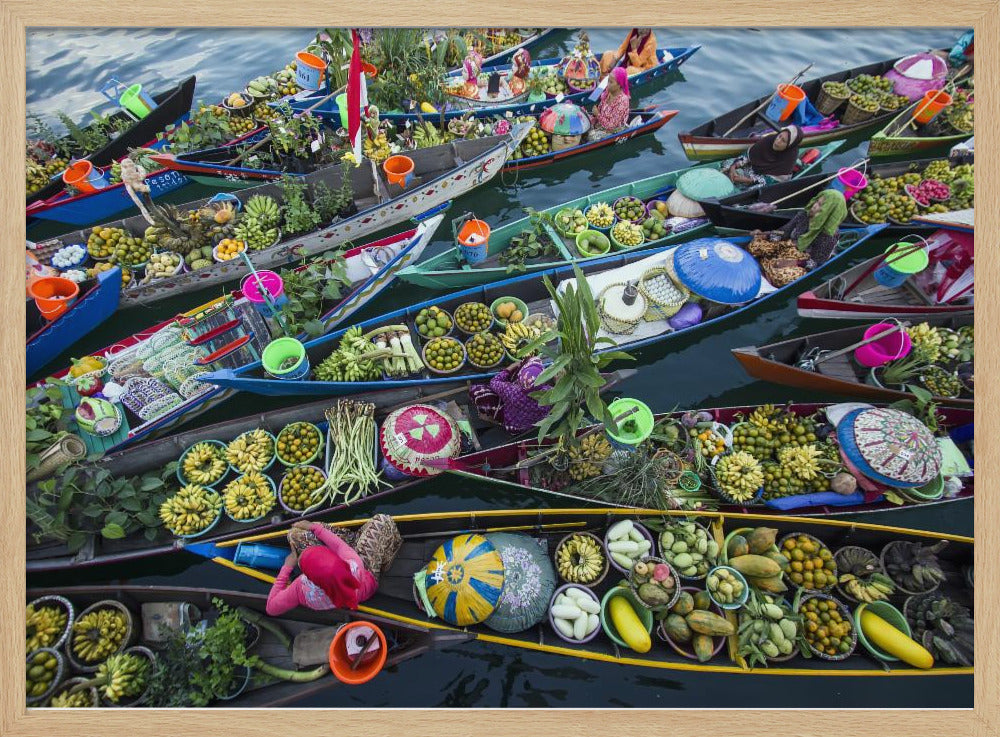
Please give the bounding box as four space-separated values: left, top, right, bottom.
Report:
727 534 749 559
691 634 715 663
763 550 790 570
747 574 788 594
692 590 712 611
746 527 778 555
671 590 695 616
686 609 735 637
728 554 782 579
664 613 692 643
608 595 651 653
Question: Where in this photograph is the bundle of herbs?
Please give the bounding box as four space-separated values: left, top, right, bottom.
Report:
499 209 560 273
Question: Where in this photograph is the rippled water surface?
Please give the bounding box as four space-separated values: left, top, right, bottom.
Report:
27 27 970 707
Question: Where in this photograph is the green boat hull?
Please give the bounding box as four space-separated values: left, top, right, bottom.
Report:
868 105 973 159
188 174 260 189
399 143 841 290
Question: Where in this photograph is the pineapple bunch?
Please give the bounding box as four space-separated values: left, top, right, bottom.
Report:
145 202 210 255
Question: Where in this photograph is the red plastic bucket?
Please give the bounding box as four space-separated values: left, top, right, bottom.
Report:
62 160 109 193
295 51 326 90
764 84 807 122
831 168 869 200
912 89 952 125
29 276 80 321
854 322 912 368
329 621 387 685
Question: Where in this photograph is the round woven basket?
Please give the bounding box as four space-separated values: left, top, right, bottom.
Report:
798 592 858 661
65 600 136 673
26 594 75 651
816 82 851 115
638 266 689 321
880 540 943 596
553 531 609 587
628 556 682 612
778 532 838 593
841 97 876 126
833 545 886 604
26 647 67 705
597 282 646 335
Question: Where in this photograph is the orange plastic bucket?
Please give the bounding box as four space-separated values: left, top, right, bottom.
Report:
295 51 326 90
329 621 387 685
456 217 492 264
62 160 109 193
912 89 952 125
383 155 415 188
361 61 378 80
29 276 80 321
765 83 807 122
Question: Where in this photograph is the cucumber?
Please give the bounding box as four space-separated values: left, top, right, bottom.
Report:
551 604 582 619
587 613 600 635
607 519 634 541
573 613 588 640
608 540 640 554
564 587 589 602
576 597 600 615
627 526 645 543
553 616 575 639
611 551 634 569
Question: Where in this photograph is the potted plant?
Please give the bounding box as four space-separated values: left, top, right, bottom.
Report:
869 351 931 390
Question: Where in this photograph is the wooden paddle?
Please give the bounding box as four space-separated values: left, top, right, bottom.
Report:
809 321 910 367
722 64 814 138
839 239 927 298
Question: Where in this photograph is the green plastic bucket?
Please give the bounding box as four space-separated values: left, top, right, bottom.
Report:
873 243 929 288
335 93 364 131
854 601 911 662
262 337 309 380
907 473 945 501
119 84 158 119
606 398 655 448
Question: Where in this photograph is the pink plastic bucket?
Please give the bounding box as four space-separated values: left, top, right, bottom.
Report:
240 270 287 317
854 323 912 368
831 168 868 200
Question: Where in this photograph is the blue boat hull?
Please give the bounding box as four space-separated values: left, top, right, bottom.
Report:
288 46 701 124
198 224 885 398
27 267 123 378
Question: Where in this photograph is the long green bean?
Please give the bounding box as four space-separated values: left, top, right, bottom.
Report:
306 400 386 512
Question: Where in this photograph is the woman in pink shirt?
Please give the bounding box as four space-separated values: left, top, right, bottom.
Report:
266 521 378 616
588 67 631 140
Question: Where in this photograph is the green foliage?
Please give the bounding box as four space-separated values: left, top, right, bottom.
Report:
26 113 73 158
366 28 447 110
157 102 235 155
25 384 70 472
307 28 353 90
278 175 321 235
268 106 325 161
57 110 111 155
277 248 353 337
528 265 635 448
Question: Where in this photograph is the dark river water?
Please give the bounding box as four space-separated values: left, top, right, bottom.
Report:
27 27 970 707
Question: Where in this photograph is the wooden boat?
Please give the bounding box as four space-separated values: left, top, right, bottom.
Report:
399 142 843 290
449 402 973 516
732 313 973 408
25 75 197 207
26 584 465 706
677 55 935 161
192 508 974 676
34 125 528 310
26 370 634 572
868 91 974 159
915 207 974 233
699 156 972 235
27 219 441 458
199 225 884 399
450 28 557 68
288 46 701 125
797 255 974 321
27 266 122 379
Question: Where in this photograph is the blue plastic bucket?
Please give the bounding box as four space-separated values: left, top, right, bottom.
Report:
262 337 310 380
234 542 288 570
872 243 929 288
295 51 326 90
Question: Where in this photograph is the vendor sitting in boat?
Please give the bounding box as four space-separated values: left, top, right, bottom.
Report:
588 68 631 140
750 188 847 285
722 125 803 187
600 28 658 77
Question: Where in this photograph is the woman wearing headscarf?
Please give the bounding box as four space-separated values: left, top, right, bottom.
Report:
588 67 631 140
600 28 658 76
751 188 848 286
723 125 804 187
266 521 377 615
469 357 553 434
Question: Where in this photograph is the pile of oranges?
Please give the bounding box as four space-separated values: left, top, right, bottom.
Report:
215 238 246 261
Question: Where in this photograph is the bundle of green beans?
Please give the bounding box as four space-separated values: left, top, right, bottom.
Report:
306 400 386 511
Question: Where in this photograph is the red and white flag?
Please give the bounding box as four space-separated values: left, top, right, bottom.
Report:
347 29 369 160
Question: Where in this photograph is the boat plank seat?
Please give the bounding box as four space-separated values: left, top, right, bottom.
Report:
812 352 862 383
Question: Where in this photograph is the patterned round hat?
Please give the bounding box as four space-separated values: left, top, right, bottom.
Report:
836 407 942 488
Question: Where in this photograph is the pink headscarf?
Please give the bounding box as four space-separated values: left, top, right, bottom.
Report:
608 67 629 98
300 545 361 610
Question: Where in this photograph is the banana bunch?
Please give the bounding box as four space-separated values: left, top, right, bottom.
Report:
413 122 443 149
26 650 59 698
556 534 606 584
499 320 544 357
748 403 788 432
715 451 765 502
181 442 228 486
363 132 391 163
159 484 223 537
26 604 67 651
567 434 612 481
314 326 386 383
777 443 823 481
234 216 280 251
839 572 896 603
49 686 93 708
906 323 943 362
72 608 128 663
95 652 149 704
245 195 281 227
883 540 948 592
226 429 275 473
223 471 276 521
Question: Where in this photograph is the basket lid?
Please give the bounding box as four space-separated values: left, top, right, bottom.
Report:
672 238 762 305
676 168 737 200
482 532 555 633
379 404 461 477
424 533 505 626
836 407 942 488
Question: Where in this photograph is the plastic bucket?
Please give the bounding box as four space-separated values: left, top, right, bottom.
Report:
330 621 388 685
764 83 806 122
240 270 288 317
854 602 911 662
62 160 109 193
233 542 288 570
295 51 326 90
830 168 869 200
119 84 158 119
334 93 365 131
29 276 80 320
383 155 415 189
912 89 952 125
872 243 929 288
262 337 310 380
854 322 912 368
606 398 655 449
456 219 492 265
